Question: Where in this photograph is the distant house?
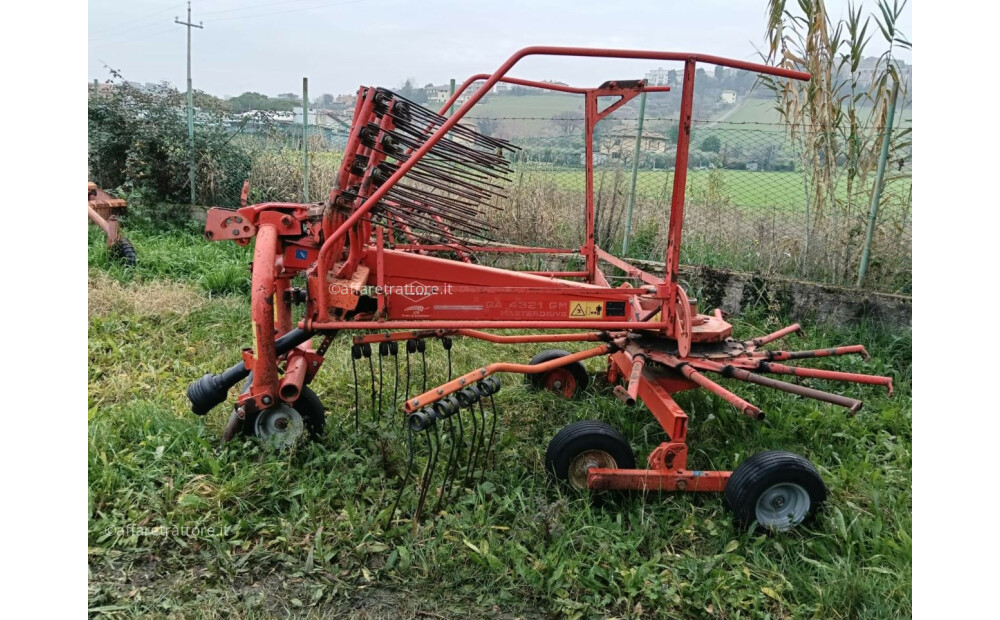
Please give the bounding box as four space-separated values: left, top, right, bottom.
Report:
720 90 737 104
454 82 483 105
426 84 452 103
644 67 671 87
88 82 115 98
599 123 671 160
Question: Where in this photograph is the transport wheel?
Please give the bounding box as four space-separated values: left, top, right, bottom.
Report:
724 450 827 532
226 385 326 445
255 405 305 449
526 349 589 398
545 420 635 490
110 238 137 266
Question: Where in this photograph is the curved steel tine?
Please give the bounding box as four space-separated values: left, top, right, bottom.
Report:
377 345 384 425
404 341 414 429
419 340 427 392
414 430 436 527
391 342 400 412
434 416 457 514
385 426 415 529
480 393 499 482
463 397 479 487
351 346 361 431
449 399 465 502
473 398 489 487
364 344 376 423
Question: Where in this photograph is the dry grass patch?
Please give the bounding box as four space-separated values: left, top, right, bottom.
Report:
88 271 206 319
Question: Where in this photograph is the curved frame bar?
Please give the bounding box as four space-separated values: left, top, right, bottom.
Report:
314 46 810 321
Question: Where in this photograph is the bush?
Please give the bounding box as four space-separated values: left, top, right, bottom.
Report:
700 135 721 153
89 78 263 220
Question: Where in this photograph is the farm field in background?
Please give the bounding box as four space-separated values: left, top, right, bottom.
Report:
515 166 913 213
88 225 912 619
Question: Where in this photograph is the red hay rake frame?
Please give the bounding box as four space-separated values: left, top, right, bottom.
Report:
191 47 892 497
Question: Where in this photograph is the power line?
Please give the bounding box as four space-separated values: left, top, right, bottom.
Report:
206 0 364 24
89 2 185 38
198 0 342 17
89 16 186 44
90 27 180 50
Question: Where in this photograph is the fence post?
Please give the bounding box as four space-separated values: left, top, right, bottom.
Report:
302 76 309 202
856 80 899 287
92 79 98 97
448 78 456 116
622 91 647 255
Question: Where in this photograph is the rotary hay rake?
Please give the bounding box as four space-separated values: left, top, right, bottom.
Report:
186 47 894 532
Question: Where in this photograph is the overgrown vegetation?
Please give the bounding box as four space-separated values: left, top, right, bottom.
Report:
88 226 911 618
88 76 281 211
760 0 912 286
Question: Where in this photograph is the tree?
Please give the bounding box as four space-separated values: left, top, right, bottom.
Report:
228 92 295 113
668 69 678 85
552 110 581 135
89 77 257 214
714 65 725 82
476 117 499 137
700 135 721 153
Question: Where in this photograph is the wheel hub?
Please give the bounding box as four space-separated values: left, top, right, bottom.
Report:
567 449 617 490
254 405 305 449
545 369 576 398
755 482 810 531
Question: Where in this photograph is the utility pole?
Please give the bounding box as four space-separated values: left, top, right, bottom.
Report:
175 2 203 205
622 90 647 256
302 77 309 202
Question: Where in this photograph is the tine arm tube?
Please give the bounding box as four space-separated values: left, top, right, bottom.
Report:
673 362 764 420
706 362 863 415
745 323 804 348
614 354 645 406
759 361 893 396
761 345 870 362
405 344 614 412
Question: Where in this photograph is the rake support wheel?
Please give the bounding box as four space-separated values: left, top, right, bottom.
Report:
724 450 826 532
546 420 635 490
223 385 326 445
526 349 589 398
110 238 137 266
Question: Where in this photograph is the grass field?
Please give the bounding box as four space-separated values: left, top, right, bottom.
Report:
514 165 913 214
88 225 911 618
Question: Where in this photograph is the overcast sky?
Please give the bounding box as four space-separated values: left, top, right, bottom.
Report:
88 0 912 99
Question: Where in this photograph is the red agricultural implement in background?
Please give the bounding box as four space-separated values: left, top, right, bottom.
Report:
187 47 893 532
88 182 136 266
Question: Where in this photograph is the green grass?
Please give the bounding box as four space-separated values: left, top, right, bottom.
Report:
466 93 583 136
88 226 912 618
514 165 912 214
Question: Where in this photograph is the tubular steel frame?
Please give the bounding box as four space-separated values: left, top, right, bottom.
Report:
196 47 891 495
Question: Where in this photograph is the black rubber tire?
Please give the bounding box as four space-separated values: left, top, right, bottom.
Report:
724 450 827 531
240 385 326 441
110 238 137 266
545 420 635 485
525 349 589 397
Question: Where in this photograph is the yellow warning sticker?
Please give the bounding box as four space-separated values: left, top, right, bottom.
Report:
568 301 604 319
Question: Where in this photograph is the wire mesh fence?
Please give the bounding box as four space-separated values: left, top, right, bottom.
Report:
216 113 911 293
88 80 910 293
478 118 912 293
